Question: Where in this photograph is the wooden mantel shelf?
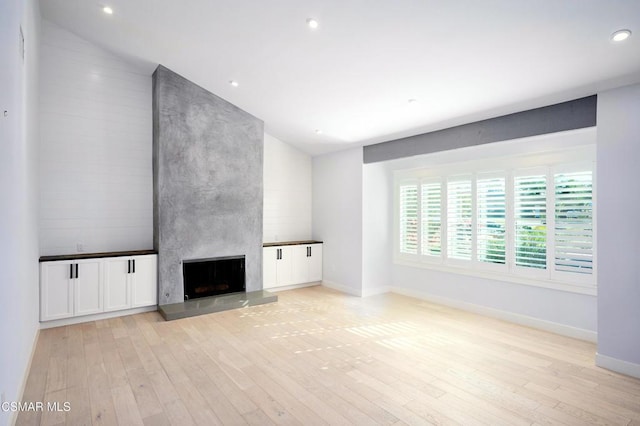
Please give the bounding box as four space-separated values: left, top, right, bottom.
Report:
39 249 157 262
262 240 323 247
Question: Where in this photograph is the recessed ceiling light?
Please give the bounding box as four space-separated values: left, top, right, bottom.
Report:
307 18 319 29
611 29 631 42
229 80 239 87
314 129 322 135
102 6 113 15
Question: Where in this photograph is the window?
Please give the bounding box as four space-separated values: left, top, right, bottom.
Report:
477 175 506 265
447 178 472 260
554 170 593 275
399 183 418 255
514 174 547 270
421 181 442 256
395 147 595 293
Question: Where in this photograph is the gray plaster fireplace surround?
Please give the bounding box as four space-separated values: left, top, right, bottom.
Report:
152 65 276 320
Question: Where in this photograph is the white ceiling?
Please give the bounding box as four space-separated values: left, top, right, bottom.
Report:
40 0 640 156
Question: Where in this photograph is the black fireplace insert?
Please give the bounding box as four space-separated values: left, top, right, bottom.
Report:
183 255 245 300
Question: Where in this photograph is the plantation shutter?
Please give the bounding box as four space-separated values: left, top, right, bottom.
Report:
399 183 418 254
477 176 506 264
514 174 547 269
421 182 442 257
554 171 593 275
447 178 472 260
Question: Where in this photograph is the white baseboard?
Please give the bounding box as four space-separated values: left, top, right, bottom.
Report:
11 327 40 426
319 281 389 298
266 282 321 292
40 306 158 329
390 286 597 343
361 286 391 298
321 280 362 297
596 353 640 379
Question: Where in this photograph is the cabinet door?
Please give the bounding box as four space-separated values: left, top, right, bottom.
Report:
291 245 310 284
41 262 74 321
277 246 294 286
263 247 278 289
75 260 103 316
131 255 157 307
104 257 130 312
308 244 323 282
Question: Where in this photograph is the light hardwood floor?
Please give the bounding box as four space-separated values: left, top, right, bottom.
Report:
17 286 640 425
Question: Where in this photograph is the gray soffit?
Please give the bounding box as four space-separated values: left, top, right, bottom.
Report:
363 95 597 164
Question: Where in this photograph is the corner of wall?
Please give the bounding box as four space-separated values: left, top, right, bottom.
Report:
312 147 364 296
595 353 640 380
596 83 640 371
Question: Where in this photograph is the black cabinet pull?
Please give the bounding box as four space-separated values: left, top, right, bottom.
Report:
128 260 131 274
75 264 79 279
70 264 73 279
133 259 136 273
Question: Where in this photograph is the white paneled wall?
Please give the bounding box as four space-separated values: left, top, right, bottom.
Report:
39 20 153 255
263 133 312 242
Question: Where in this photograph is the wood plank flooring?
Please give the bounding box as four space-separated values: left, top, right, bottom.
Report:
17 286 640 425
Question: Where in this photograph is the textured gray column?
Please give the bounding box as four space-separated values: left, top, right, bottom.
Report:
153 65 264 305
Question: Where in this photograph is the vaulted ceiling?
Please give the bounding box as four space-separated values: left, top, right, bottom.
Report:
40 0 640 155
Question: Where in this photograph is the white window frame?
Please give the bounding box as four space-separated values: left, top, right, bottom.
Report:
551 162 596 285
420 178 444 262
393 144 596 296
475 171 508 273
512 166 550 280
446 175 473 267
395 178 421 263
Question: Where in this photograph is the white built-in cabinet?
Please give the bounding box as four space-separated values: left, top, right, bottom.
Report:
263 242 322 289
104 254 158 312
40 252 157 322
40 259 103 320
291 244 323 284
263 246 293 288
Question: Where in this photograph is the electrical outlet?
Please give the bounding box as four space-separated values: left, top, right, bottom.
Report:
77 243 84 252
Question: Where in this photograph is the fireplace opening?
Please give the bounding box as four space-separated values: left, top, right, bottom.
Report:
183 255 245 300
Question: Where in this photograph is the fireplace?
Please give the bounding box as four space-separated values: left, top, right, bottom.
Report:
183 255 245 300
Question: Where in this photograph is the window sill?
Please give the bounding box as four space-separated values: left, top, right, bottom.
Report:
393 257 597 296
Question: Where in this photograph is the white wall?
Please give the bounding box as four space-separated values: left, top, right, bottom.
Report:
375 130 598 339
362 161 392 296
596 83 640 377
0 0 40 423
39 20 152 256
392 266 596 337
263 133 312 242
312 147 363 295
